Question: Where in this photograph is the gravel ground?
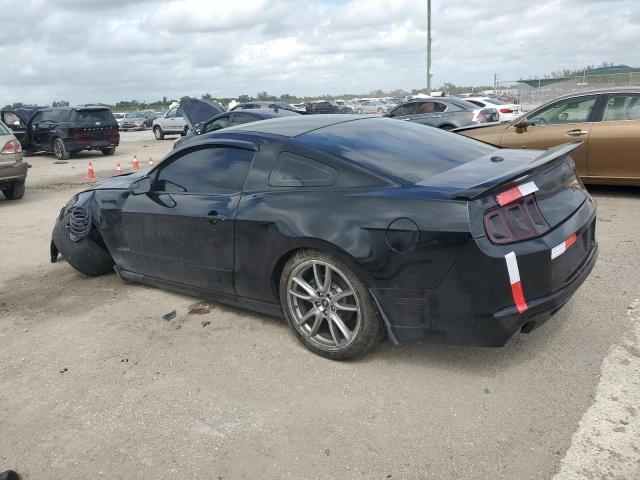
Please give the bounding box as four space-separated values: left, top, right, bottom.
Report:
0 131 638 479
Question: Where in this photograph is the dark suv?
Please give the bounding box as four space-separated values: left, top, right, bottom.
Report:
1 106 120 160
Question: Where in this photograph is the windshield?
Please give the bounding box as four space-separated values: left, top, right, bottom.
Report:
126 112 144 118
296 118 496 184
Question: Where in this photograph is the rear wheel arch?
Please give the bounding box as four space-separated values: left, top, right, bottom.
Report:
439 124 456 131
270 241 374 301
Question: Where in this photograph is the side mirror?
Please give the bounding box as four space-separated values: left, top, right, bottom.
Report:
129 176 151 195
513 119 529 132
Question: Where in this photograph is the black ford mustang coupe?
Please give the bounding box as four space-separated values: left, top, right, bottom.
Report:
51 115 598 359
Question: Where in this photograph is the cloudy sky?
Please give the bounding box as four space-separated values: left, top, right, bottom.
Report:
1 0 638 105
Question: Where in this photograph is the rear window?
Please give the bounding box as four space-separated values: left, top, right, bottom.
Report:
295 118 497 184
73 109 115 123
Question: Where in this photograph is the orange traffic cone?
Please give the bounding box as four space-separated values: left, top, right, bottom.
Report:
148 157 154 167
84 161 97 180
115 162 123 175
132 155 140 171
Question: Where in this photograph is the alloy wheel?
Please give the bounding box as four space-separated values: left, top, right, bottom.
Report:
286 260 361 351
54 139 64 159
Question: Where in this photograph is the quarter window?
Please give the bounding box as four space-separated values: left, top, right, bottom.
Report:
528 96 597 125
269 152 338 187
155 147 254 194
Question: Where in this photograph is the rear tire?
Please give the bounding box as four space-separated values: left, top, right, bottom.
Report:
279 249 383 360
53 137 70 160
3 181 25 200
439 125 455 131
101 147 115 155
153 126 164 140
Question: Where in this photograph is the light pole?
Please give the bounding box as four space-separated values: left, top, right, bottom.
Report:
427 0 432 95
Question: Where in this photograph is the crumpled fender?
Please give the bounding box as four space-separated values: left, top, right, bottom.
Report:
51 191 115 276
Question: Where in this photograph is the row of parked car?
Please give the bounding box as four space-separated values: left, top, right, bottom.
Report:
1 87 638 202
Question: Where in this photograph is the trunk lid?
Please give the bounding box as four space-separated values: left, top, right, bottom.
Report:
420 141 587 233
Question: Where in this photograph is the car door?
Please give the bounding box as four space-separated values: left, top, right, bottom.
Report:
29 111 46 148
35 110 59 149
587 92 640 182
498 95 599 178
164 107 179 133
119 144 256 294
411 101 442 126
1 111 28 146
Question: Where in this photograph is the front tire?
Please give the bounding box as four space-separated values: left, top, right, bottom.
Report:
280 249 383 360
439 125 455 131
153 126 164 140
53 138 70 160
357 108 363 114
3 181 25 200
101 146 115 155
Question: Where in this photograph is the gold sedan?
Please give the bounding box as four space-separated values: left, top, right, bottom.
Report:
457 88 640 185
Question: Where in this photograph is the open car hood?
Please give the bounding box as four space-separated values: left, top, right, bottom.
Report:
14 107 46 124
177 99 225 130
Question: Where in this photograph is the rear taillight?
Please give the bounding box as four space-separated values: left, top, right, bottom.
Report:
484 194 549 244
499 108 513 114
1 139 22 155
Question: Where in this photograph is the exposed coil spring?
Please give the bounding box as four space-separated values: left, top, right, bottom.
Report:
68 206 93 242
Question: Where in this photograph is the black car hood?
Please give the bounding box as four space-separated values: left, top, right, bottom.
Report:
177 99 225 130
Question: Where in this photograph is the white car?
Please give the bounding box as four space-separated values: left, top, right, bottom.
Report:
113 112 126 128
465 97 520 122
152 106 187 140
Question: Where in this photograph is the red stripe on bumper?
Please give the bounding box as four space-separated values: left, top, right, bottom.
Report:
511 281 528 314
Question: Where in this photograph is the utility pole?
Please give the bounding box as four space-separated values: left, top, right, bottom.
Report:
427 0 432 95
494 73 498 95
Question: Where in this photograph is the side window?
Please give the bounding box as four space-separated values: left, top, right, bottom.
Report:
467 100 484 107
230 113 255 126
203 115 230 132
432 102 447 112
390 103 417 117
31 112 43 125
416 102 437 114
603 94 640 121
155 147 254 194
269 152 338 187
166 108 177 119
41 110 57 122
528 96 597 125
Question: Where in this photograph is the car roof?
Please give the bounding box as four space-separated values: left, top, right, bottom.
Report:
222 114 368 137
543 87 640 102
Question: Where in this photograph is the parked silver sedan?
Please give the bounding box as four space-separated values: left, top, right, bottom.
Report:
354 100 390 114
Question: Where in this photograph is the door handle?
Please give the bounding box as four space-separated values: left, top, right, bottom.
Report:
565 129 588 137
204 211 228 224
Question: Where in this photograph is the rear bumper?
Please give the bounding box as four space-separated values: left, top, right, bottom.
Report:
383 239 597 346
0 159 28 187
373 198 598 347
64 138 119 152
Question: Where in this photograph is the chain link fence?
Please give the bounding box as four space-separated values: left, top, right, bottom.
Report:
497 72 640 112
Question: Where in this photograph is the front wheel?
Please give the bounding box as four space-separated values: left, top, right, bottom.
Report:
280 249 384 360
101 147 115 155
439 125 455 131
377 108 384 113
53 138 70 160
153 126 164 140
357 108 363 114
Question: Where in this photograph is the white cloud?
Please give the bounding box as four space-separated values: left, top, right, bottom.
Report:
0 0 638 106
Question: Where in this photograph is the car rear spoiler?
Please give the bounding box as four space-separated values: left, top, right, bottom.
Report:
453 141 583 200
